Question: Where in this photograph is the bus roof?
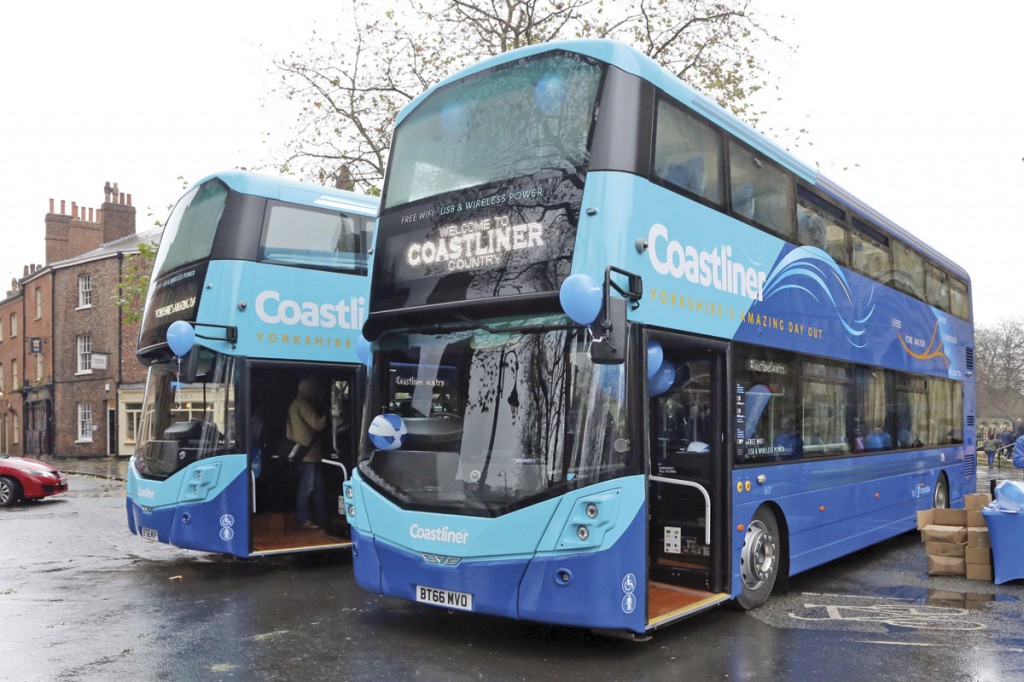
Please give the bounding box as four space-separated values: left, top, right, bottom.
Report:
396 39 968 283
194 170 380 218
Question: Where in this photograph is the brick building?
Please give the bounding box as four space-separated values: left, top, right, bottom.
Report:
1 181 160 458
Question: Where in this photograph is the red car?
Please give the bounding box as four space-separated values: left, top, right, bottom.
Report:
0 455 68 506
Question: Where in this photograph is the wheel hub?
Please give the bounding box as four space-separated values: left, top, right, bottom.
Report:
741 520 777 590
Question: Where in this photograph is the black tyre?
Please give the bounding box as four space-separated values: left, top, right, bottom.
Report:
0 476 22 507
933 473 949 509
736 505 781 610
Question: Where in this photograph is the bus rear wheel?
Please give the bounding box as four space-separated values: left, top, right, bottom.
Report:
934 474 949 509
737 506 780 610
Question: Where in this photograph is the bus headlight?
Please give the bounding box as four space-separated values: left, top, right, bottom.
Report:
585 502 599 519
577 525 590 541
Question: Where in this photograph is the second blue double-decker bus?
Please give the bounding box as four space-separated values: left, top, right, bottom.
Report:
127 171 378 557
344 40 975 636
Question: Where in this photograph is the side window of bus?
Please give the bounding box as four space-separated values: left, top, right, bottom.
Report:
948 277 970 320
892 241 925 300
729 141 794 240
801 360 851 457
653 99 723 205
797 203 849 265
852 366 893 453
734 347 800 463
849 221 892 285
925 262 950 312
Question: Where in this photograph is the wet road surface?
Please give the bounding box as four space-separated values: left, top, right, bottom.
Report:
2 472 1023 681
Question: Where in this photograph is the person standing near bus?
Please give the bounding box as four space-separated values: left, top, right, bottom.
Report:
287 376 328 530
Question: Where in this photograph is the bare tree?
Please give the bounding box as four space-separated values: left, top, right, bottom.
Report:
975 317 1024 421
269 0 782 193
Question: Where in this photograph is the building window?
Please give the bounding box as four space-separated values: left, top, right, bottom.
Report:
11 359 18 391
125 402 143 443
0 362 4 392
78 274 93 308
9 312 16 338
35 287 42 320
77 402 93 441
77 334 92 374
35 354 43 383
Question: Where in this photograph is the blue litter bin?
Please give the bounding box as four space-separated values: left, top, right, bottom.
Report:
981 508 1024 584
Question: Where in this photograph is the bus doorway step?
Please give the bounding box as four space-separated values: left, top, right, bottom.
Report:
647 582 729 628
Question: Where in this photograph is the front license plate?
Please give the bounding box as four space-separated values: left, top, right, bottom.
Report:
140 527 159 541
415 585 473 612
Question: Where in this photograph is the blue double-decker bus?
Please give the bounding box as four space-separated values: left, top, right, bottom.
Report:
343 40 974 636
127 171 378 557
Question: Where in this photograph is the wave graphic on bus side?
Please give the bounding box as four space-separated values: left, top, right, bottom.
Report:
761 246 873 347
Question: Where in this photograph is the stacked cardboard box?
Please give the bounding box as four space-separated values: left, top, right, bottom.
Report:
965 493 993 582
918 507 967 576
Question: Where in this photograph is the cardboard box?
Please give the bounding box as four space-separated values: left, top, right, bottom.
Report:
917 508 967 529
965 494 992 511
928 554 966 576
967 563 994 582
966 547 992 565
925 542 965 557
968 527 991 549
967 510 985 528
921 525 968 544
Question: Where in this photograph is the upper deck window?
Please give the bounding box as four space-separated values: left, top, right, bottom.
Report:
850 218 892 285
259 203 372 274
729 141 794 239
152 181 228 279
892 240 925 300
383 52 603 210
654 99 723 205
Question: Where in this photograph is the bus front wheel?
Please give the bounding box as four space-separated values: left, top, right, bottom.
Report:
737 506 780 610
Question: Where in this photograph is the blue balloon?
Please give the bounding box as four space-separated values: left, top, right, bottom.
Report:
647 360 676 397
166 320 195 357
647 340 664 379
559 273 602 326
355 334 372 367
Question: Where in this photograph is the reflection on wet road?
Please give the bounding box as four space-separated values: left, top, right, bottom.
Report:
2 474 1023 681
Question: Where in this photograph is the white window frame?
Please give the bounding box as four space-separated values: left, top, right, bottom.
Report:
77 334 92 374
77 402 93 442
35 287 42 320
78 274 93 308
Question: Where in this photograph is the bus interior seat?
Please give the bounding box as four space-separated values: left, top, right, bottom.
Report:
798 210 827 249
665 155 706 196
734 182 755 219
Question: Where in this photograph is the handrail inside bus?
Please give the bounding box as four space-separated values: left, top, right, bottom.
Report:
648 475 711 546
321 459 348 481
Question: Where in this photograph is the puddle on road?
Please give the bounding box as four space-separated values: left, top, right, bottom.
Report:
872 585 1019 610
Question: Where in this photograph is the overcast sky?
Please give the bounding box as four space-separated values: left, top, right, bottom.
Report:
2 1 1020 326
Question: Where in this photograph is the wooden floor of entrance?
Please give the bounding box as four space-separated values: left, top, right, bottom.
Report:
251 512 351 554
648 582 728 627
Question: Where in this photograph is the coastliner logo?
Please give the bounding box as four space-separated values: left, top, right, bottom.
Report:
409 523 470 544
255 290 366 330
136 487 156 500
647 223 768 301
